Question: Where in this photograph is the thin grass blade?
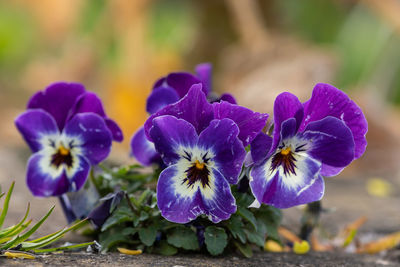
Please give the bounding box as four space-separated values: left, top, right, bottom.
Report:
0 182 15 228
0 206 54 250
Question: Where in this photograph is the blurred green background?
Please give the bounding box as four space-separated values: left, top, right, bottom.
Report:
1 0 400 172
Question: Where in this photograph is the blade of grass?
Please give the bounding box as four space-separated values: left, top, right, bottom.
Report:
25 229 63 244
21 219 88 250
0 220 32 244
0 182 15 228
0 206 54 250
32 241 94 253
0 203 30 239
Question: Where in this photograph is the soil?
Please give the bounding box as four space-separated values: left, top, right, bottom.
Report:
2 251 398 267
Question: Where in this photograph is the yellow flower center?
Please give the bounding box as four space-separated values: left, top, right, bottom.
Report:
280 147 291 156
195 160 205 170
58 145 70 156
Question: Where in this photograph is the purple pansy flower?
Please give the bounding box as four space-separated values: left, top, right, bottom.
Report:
131 63 237 166
27 82 123 142
15 110 112 197
15 82 122 198
149 115 245 223
249 83 367 209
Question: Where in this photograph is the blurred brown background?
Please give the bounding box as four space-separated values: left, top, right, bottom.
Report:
0 0 399 234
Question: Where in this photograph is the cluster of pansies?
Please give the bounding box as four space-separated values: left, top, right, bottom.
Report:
15 63 367 230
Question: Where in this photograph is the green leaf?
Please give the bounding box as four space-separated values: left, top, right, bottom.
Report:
255 206 282 241
99 230 136 251
101 204 134 232
237 207 258 231
121 227 137 236
204 226 228 256
138 224 158 246
154 240 178 256
167 226 199 250
226 215 246 244
243 225 265 247
0 182 15 228
139 211 149 222
234 241 253 258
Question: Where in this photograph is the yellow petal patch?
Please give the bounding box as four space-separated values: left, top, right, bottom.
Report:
4 251 35 259
358 231 400 254
117 247 142 255
366 178 392 197
293 240 310 254
264 240 283 252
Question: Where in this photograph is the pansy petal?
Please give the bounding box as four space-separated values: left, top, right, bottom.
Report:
300 83 368 159
69 92 106 117
250 153 323 209
105 118 124 142
218 93 237 104
198 119 245 184
27 82 85 130
250 132 273 165
27 152 90 197
149 115 198 165
166 72 207 97
300 116 355 175
144 84 213 140
195 63 212 94
213 101 268 146
157 165 205 223
146 86 180 114
272 92 304 152
280 118 297 141
15 110 59 152
153 77 166 89
130 127 161 166
63 113 112 165
68 92 123 142
201 168 236 223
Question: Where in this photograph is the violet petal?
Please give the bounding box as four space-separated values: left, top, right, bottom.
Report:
15 109 59 152
130 127 161 166
63 113 112 165
166 72 206 97
299 83 367 159
146 86 180 114
144 84 213 141
212 101 268 146
195 63 212 94
157 165 204 223
149 115 198 165
27 82 85 130
105 118 124 142
300 116 355 175
250 155 324 209
218 93 237 104
27 152 90 197
250 132 273 165
201 168 237 223
198 118 245 184
272 92 304 152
